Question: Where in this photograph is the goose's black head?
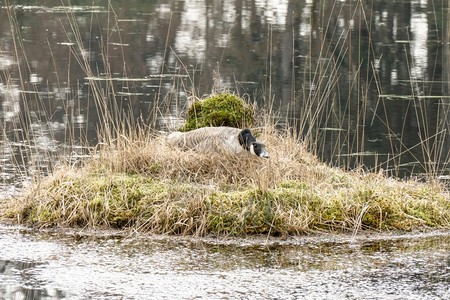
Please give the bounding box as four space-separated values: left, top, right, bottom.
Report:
238 129 270 158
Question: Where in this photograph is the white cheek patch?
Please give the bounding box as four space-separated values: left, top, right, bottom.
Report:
260 148 269 158
249 144 256 155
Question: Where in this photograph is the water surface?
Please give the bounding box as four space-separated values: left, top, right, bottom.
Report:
0 226 449 299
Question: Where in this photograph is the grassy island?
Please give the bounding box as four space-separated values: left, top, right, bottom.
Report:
1 94 448 236
1 1 448 238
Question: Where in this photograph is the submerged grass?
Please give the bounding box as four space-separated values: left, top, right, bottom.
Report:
1 121 448 236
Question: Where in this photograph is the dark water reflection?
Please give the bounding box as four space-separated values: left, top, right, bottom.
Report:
0 259 65 299
0 225 449 299
0 0 449 191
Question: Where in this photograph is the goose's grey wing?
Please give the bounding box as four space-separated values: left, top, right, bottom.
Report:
167 127 242 153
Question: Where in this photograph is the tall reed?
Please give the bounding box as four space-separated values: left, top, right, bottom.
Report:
275 0 449 179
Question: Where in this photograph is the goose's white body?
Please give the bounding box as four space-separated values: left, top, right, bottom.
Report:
167 126 269 158
167 127 246 155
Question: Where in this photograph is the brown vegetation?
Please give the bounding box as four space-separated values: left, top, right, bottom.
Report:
1 122 448 236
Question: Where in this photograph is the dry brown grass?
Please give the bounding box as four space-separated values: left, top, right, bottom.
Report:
2 123 448 236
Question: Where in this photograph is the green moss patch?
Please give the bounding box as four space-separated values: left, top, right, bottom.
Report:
178 93 255 131
9 171 206 234
5 167 448 236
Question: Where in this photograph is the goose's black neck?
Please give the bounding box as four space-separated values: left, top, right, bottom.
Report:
238 129 256 151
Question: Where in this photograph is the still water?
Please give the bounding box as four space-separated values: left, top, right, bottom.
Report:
0 225 449 299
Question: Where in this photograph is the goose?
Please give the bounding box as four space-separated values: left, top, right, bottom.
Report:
167 126 269 158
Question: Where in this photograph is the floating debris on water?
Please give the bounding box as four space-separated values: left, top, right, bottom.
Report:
85 74 188 81
320 127 345 131
339 151 379 157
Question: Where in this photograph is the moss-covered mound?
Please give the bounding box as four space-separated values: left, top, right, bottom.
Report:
1 128 449 236
178 93 255 132
2 167 448 235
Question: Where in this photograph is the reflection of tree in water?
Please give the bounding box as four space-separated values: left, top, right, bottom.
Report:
0 259 66 299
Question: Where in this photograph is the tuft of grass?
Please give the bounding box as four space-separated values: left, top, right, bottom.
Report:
1 123 448 236
178 93 255 132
